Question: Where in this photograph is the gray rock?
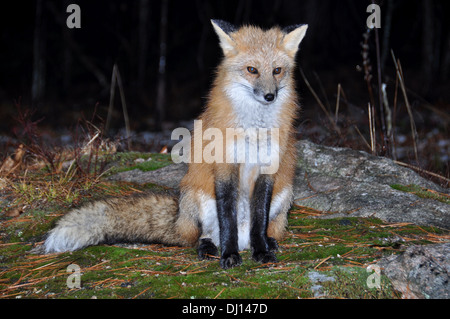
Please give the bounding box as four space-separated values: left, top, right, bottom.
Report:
107 162 188 189
307 271 336 298
293 140 449 229
307 271 336 283
377 243 450 299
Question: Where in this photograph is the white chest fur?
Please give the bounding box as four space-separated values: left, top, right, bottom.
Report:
225 82 282 130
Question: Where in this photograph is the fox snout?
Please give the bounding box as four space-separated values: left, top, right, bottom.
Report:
246 69 282 105
253 86 278 104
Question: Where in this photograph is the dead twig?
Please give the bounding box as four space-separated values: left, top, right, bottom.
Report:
106 64 131 150
335 83 341 125
353 125 371 151
382 83 394 158
214 287 226 299
368 103 376 154
391 50 419 163
362 30 377 154
372 8 389 155
394 160 450 184
300 68 340 134
314 255 332 269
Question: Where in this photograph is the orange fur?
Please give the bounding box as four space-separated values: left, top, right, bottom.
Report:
43 21 308 258
179 21 308 247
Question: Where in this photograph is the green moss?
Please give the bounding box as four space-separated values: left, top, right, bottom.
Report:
390 184 450 204
2 171 449 299
106 152 173 174
318 267 399 299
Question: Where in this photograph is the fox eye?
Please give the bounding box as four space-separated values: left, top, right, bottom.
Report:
247 66 258 74
273 67 282 75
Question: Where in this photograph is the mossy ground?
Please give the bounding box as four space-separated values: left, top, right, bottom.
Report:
390 183 450 204
104 152 174 174
1 153 448 299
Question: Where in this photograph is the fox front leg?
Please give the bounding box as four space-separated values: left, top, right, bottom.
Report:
250 175 278 264
197 238 219 260
215 176 242 269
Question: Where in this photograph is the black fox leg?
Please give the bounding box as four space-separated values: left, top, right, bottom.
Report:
267 237 279 252
251 175 278 263
197 238 219 260
215 177 242 269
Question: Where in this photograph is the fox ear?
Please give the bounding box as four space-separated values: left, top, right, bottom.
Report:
211 19 237 55
282 24 308 57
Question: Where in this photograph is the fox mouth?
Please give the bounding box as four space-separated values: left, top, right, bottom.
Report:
232 82 279 105
253 92 277 105
252 89 278 105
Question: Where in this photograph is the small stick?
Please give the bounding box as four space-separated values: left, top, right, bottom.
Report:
314 255 332 269
391 50 419 163
368 103 375 154
314 71 331 113
335 83 341 125
214 287 226 299
300 68 340 134
106 64 131 150
382 83 394 158
115 65 131 150
353 125 371 151
394 160 450 184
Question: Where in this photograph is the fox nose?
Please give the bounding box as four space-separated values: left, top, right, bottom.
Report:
264 93 275 102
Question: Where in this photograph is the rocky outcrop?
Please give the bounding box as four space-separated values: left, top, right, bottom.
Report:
108 162 188 189
293 140 449 229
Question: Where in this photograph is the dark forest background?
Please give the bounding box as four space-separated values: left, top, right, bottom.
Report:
0 0 449 181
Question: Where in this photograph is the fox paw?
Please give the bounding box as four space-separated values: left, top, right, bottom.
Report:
197 238 219 260
252 251 278 264
220 253 242 269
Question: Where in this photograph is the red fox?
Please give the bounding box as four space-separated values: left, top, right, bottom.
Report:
44 20 308 269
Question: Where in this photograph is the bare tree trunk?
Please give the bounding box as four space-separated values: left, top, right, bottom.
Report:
194 0 214 102
195 0 210 74
62 0 73 95
432 1 443 83
442 33 450 81
47 2 109 91
62 37 72 93
31 0 46 105
422 0 434 94
381 0 395 72
155 0 169 131
137 0 149 91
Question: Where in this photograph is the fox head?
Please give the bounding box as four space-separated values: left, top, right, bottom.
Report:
211 20 308 106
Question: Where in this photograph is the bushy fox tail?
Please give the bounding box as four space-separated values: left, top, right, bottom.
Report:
44 193 197 253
